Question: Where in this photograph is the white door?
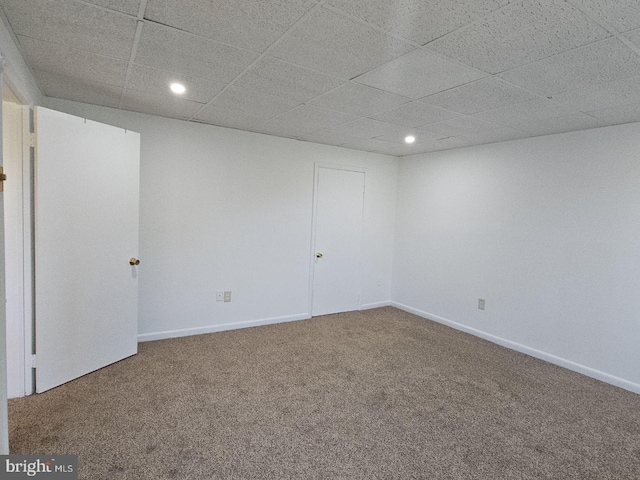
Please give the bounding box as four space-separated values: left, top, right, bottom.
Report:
35 107 140 393
312 166 365 316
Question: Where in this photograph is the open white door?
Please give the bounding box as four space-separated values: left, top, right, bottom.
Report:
34 107 140 393
311 166 365 316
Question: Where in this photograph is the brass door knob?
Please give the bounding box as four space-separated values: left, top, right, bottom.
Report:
316 252 323 258
129 258 140 266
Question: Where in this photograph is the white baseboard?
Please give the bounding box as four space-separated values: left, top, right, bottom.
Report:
360 301 392 310
391 302 640 395
138 313 311 342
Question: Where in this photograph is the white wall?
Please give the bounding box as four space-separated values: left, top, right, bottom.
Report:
392 123 640 393
44 98 398 340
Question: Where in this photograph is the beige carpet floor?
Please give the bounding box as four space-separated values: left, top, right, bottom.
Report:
8 307 640 479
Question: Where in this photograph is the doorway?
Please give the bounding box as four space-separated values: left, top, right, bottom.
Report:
311 165 365 316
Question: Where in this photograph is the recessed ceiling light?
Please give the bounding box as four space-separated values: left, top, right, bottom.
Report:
170 83 186 94
405 135 416 144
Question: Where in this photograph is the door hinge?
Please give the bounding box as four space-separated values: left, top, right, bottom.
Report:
31 354 37 368
28 132 35 148
0 166 6 193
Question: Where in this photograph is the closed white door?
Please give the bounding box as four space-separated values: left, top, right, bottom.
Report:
312 167 365 316
35 107 140 393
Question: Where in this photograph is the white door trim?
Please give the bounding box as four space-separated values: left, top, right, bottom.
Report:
0 66 9 455
308 163 367 317
2 88 33 398
2 97 24 399
21 105 33 396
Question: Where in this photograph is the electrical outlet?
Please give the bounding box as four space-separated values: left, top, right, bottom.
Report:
224 291 231 303
216 291 223 302
478 298 485 310
376 278 382 287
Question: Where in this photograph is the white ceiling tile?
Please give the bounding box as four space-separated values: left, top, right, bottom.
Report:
343 137 440 156
193 105 266 130
249 123 313 140
547 76 640 113
33 70 122 108
473 98 578 127
374 127 446 143
427 0 610 74
261 105 359 134
84 0 140 15
439 136 484 148
127 64 225 103
569 0 640 33
294 129 373 146
499 38 640 95
375 143 431 157
402 136 477 154
1 0 137 59
421 77 537 115
18 35 127 86
135 22 258 83
308 83 410 117
370 101 459 127
211 86 300 120
145 0 313 53
588 102 640 125
624 29 640 51
326 0 510 45
456 127 530 146
6 0 633 153
354 48 487 99
396 145 447 156
269 7 414 79
424 116 505 137
329 118 406 138
122 89 204 119
234 56 345 102
516 113 608 136
340 137 406 155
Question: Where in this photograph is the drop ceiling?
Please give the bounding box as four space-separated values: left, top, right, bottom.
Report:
2 0 640 157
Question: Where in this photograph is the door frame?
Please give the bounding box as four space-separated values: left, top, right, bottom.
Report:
0 60 8 454
2 84 34 398
1 63 39 453
308 163 367 317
